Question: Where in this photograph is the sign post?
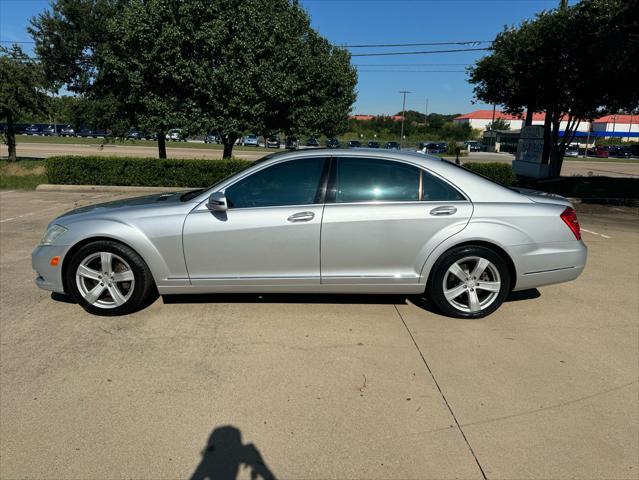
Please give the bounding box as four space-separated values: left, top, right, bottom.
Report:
512 125 549 178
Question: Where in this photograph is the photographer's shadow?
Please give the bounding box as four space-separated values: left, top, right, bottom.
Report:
191 425 276 480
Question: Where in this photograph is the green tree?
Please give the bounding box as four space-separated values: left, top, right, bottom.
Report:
31 0 357 159
469 0 639 177
487 118 510 131
0 45 49 162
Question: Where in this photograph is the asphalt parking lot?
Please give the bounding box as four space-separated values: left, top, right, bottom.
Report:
1 189 637 479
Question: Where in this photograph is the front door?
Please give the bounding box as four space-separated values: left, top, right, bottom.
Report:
183 157 328 288
320 156 472 287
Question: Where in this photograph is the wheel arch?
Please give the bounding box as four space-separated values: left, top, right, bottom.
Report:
61 235 159 294
423 239 518 293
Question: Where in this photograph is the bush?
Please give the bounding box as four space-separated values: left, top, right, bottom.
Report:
45 156 253 187
463 162 516 186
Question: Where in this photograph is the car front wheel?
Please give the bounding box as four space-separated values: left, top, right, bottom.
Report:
428 245 510 319
66 240 157 316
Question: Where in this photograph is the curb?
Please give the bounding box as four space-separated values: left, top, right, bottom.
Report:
35 184 196 193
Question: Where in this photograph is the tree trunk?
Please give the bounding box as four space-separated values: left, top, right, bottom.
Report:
6 114 17 162
525 107 534 127
157 130 167 159
548 118 563 178
222 135 237 159
541 111 553 164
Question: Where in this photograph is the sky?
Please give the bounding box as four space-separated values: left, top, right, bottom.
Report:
0 0 570 116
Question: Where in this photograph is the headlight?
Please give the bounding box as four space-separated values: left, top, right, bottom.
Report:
40 225 68 245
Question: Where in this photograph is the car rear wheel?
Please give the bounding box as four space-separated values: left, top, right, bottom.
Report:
428 245 510 319
66 240 157 316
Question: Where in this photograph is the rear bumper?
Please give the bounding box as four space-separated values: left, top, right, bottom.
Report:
511 240 587 291
32 245 68 294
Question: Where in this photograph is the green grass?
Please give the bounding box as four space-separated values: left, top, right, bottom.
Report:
0 159 47 189
15 134 272 152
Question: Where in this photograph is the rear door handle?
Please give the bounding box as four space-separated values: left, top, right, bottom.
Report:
430 206 457 216
287 211 315 222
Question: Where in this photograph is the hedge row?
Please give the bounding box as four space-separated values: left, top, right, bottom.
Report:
463 162 517 186
45 156 252 188
45 155 518 189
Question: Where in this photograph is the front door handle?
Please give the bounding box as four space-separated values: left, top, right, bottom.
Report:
287 211 315 222
430 206 457 216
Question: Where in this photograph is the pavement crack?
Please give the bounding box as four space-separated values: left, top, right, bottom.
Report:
394 304 488 480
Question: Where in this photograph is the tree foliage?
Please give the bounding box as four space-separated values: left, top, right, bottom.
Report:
30 0 357 158
0 45 49 161
469 0 639 177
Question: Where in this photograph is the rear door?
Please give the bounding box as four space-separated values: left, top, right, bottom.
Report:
320 156 472 287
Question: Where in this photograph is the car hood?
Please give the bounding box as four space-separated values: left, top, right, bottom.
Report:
513 187 572 207
54 190 194 223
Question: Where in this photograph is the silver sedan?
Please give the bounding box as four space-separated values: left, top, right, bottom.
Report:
33 149 587 318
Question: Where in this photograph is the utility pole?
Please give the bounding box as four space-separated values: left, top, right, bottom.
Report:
560 0 568 9
425 98 429 124
399 90 410 149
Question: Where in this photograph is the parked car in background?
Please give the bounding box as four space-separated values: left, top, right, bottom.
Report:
25 124 41 135
384 141 400 150
588 146 610 158
266 136 281 148
205 133 220 144
419 142 446 154
94 129 110 138
167 129 187 142
42 125 56 136
143 132 158 141
348 140 361 148
33 149 587 319
367 141 380 148
76 128 96 138
127 130 144 140
60 125 75 137
326 138 340 148
564 145 580 157
628 144 639 158
242 134 259 147
609 146 633 158
285 137 298 150
306 137 320 148
464 141 482 152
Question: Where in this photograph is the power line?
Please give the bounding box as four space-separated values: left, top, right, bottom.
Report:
358 69 467 72
0 40 36 44
354 63 471 66
342 40 491 48
351 47 491 57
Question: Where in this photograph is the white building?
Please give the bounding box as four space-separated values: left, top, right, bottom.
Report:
591 115 639 141
454 110 592 133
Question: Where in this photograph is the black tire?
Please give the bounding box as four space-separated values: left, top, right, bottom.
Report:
65 240 157 316
428 245 510 319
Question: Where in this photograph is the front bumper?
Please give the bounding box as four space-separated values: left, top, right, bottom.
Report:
32 244 69 294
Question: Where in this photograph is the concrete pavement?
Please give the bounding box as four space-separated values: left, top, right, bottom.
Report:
0 190 637 479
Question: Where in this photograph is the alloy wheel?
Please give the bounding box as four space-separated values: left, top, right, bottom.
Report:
75 252 135 309
442 256 501 313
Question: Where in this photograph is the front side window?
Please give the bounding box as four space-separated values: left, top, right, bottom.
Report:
334 157 420 203
225 157 326 208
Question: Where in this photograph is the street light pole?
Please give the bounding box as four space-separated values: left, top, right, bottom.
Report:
399 90 410 149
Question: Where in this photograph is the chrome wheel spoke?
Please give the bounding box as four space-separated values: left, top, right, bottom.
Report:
470 258 489 279
100 252 113 275
112 270 134 282
84 283 106 305
107 284 127 306
448 262 467 281
77 264 101 281
476 281 501 292
444 284 467 301
467 289 481 313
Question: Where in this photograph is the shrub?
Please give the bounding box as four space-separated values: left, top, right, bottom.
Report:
45 156 253 188
463 162 516 186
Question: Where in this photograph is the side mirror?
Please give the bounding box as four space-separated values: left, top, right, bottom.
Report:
206 191 227 211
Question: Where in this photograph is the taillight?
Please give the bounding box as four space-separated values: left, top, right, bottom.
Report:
560 207 581 240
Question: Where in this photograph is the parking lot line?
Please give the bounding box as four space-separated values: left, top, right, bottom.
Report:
581 228 612 239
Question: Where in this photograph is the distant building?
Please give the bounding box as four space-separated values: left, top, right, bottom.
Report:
591 115 638 141
453 110 591 133
349 114 404 122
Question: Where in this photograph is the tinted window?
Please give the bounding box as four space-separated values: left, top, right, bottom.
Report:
225 158 325 208
421 170 465 201
335 158 420 203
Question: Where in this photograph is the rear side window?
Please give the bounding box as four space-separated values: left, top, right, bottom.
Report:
421 170 465 201
335 157 420 202
225 157 326 208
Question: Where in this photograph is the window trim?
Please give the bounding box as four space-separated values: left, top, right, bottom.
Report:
223 156 331 210
326 156 468 205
